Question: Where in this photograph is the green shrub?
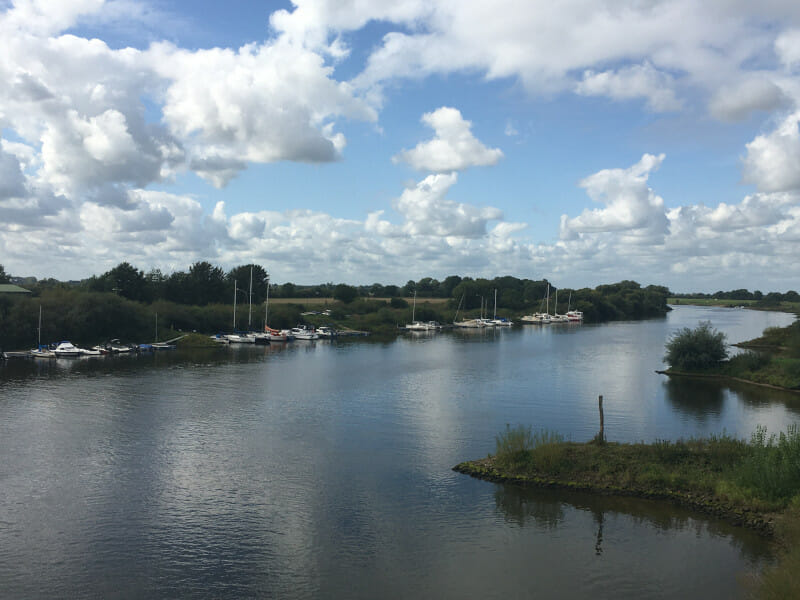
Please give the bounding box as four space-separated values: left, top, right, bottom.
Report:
727 350 771 372
664 321 728 371
389 297 408 309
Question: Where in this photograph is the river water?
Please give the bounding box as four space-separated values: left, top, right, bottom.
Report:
1 306 797 598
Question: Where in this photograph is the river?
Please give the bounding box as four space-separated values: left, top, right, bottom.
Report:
1 305 797 598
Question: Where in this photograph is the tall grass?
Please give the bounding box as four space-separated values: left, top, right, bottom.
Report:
733 425 800 504
494 424 564 469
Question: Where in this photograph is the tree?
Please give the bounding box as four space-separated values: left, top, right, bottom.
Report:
106 262 149 302
187 261 227 305
0 264 9 284
227 264 269 304
664 321 728 371
333 284 358 304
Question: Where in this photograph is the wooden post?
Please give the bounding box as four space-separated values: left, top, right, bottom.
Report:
598 395 604 443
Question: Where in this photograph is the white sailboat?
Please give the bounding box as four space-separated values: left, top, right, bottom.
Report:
489 288 513 326
30 305 55 358
404 290 442 331
551 288 570 323
520 284 552 323
453 293 485 328
565 291 584 322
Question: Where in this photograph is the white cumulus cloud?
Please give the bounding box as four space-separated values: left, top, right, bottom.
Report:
393 107 503 172
742 112 800 193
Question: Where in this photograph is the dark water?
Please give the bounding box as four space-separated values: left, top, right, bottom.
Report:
1 306 797 598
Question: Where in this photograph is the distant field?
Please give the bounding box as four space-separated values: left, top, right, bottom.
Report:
668 298 756 306
669 298 800 314
266 296 450 305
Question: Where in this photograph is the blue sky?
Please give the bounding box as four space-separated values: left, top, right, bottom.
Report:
2 0 800 292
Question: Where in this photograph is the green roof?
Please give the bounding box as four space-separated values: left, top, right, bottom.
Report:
0 284 31 294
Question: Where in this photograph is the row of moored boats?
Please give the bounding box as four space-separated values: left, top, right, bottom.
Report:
2 339 177 360
403 286 583 331
211 325 358 344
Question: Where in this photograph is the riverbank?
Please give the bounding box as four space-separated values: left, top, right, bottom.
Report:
454 439 779 534
455 429 800 598
656 370 800 394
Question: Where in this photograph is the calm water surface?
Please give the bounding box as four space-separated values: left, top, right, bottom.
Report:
1 306 797 598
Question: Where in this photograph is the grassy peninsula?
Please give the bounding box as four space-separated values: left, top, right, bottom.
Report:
455 424 800 598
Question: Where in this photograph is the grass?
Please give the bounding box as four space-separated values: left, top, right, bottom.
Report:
664 320 800 391
458 425 800 599
668 297 756 306
174 332 222 348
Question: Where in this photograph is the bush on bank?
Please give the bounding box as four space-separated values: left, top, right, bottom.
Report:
664 321 728 371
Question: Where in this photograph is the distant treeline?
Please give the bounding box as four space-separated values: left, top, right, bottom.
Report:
0 260 673 349
672 289 800 304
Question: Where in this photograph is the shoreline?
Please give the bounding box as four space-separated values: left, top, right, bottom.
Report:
655 369 800 394
453 456 776 535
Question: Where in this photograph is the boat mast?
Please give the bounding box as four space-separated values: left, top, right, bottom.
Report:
248 266 253 330
265 277 270 330
412 290 416 322
38 304 42 348
454 294 464 323
233 280 237 331
546 284 550 316
493 289 497 320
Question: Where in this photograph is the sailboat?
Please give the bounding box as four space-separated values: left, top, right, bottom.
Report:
453 293 486 328
565 291 584 322
226 278 256 343
489 288 513 326
263 279 288 341
404 290 442 331
30 305 55 358
520 284 552 323
551 288 570 323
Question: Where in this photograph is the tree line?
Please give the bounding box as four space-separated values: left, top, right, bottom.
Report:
672 288 800 304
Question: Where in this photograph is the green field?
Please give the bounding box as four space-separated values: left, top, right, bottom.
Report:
668 297 756 306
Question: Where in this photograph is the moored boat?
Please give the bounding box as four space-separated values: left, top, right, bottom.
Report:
290 326 319 340
30 348 56 358
54 341 83 357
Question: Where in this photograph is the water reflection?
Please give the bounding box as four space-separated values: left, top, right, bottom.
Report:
663 377 725 420
494 483 768 561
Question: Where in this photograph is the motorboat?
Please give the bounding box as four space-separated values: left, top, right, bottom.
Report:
290 326 319 340
210 334 230 344
316 326 339 338
80 348 103 356
566 310 584 322
54 341 83 357
107 339 135 353
405 321 442 331
489 318 514 326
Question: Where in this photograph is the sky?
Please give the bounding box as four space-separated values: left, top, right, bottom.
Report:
2 1 800 292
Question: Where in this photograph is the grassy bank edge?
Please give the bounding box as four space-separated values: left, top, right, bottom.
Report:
452 456 775 535
656 369 800 394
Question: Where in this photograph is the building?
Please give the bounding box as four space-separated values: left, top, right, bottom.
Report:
0 284 32 295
